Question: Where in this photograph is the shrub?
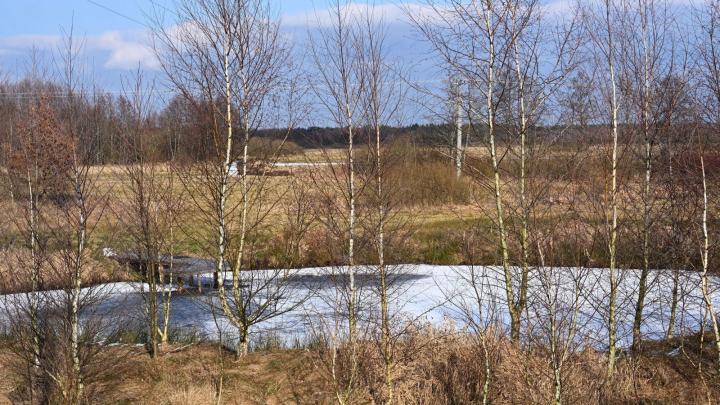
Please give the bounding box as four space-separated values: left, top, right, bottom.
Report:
387 139 474 206
247 138 303 159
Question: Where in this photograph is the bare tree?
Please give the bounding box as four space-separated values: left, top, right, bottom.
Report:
152 0 302 358
698 155 720 371
1 30 112 402
409 0 524 340
603 0 620 375
42 28 110 403
309 1 365 401
113 69 181 357
357 5 408 403
410 0 577 343
580 0 622 374
611 0 687 351
5 94 57 403
533 247 589 405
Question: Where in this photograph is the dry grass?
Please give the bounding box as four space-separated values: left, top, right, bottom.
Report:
339 328 720 404
1 329 716 404
1 142 714 278
0 343 332 405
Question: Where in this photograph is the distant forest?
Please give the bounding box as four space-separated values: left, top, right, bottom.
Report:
3 78 715 166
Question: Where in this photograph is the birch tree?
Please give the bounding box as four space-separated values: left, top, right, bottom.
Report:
604 0 620 375
691 0 720 355
3 37 109 402
309 1 365 401
698 155 720 371
358 6 407 403
5 94 57 403
581 0 622 374
43 29 112 403
114 70 181 357
152 0 301 358
532 238 590 405
611 0 682 351
411 0 576 342
410 0 526 340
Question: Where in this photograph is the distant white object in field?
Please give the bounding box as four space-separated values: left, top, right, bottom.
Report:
229 162 239 176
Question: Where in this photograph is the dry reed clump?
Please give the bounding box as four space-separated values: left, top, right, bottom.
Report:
2 332 720 403
394 160 473 207
160 383 216 405
375 141 473 207
335 325 720 404
330 324 495 404
87 344 332 404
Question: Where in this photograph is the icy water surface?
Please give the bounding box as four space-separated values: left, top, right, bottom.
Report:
1 265 716 350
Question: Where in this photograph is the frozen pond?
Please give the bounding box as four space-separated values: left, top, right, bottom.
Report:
1 265 717 351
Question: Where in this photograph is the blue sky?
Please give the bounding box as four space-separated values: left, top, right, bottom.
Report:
0 1 329 36
0 1 421 86
0 0 584 125
0 0 697 125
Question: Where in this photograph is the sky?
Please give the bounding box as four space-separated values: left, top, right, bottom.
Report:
0 0 699 126
0 0 335 36
0 0 457 128
0 1 420 81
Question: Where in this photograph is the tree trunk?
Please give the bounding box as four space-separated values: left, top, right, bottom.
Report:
147 263 159 358
236 329 249 359
454 77 463 178
375 119 392 404
216 33 233 292
70 169 87 402
699 156 720 372
632 3 652 351
605 0 620 375
27 174 40 371
513 30 530 342
483 0 519 341
666 269 680 339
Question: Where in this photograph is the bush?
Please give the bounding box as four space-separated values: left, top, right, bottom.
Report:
333 326 717 404
387 140 474 206
247 138 303 159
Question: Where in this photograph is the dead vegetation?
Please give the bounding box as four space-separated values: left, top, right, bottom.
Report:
1 327 718 404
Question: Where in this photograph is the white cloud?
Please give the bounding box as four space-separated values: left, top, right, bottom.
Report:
91 31 158 70
0 30 158 70
283 2 439 27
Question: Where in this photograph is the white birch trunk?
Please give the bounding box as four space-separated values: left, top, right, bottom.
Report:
605 0 620 375
68 163 87 402
483 0 519 340
633 0 652 350
699 156 720 372
27 171 40 370
454 78 463 178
